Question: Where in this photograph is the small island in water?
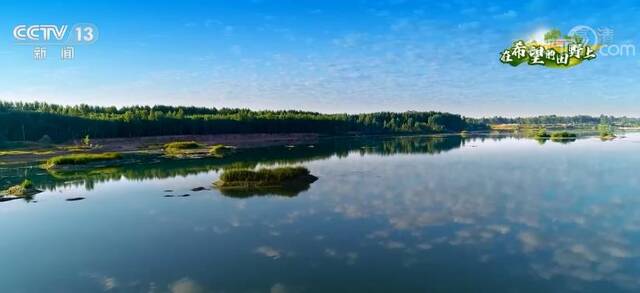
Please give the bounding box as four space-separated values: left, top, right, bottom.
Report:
42 152 123 169
164 141 236 158
0 179 41 201
213 166 318 197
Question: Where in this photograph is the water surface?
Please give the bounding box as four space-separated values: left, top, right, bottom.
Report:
2 134 640 292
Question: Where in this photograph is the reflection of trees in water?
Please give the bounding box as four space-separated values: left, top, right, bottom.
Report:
535 137 577 145
359 135 464 155
0 165 49 190
550 138 576 144
2 135 499 190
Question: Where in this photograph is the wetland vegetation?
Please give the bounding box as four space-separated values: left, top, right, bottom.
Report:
598 124 617 140
1 179 41 199
531 129 577 143
213 166 318 197
550 131 577 139
163 141 236 158
163 141 205 157
3 132 621 194
0 101 628 201
163 141 203 151
209 144 235 157
43 152 123 169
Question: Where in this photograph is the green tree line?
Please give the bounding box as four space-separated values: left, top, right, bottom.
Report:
0 101 484 143
472 115 640 126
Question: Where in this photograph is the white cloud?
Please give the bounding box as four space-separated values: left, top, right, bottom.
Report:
168 278 205 293
255 246 282 259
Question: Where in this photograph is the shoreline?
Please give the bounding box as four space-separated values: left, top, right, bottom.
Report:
0 133 320 165
1 129 620 166
91 133 320 151
1 131 485 165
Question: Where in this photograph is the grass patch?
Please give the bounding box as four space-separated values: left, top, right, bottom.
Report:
213 166 318 197
550 131 577 139
0 150 54 156
598 124 616 140
164 141 206 156
219 166 311 184
532 129 577 143
2 179 40 197
600 132 616 140
209 144 235 157
43 152 122 169
164 141 203 150
534 129 550 138
550 131 577 144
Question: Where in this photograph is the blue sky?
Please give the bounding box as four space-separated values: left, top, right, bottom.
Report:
0 0 639 117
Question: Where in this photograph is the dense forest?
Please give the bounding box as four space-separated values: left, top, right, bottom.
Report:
0 101 484 143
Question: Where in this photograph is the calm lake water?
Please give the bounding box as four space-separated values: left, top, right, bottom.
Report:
2 134 640 292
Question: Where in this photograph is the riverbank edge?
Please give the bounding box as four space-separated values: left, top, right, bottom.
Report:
1 131 489 165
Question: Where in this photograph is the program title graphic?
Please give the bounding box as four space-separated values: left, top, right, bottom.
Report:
499 27 598 68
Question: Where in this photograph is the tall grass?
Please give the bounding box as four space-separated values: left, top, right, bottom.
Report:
44 152 122 168
164 141 203 150
220 166 310 183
